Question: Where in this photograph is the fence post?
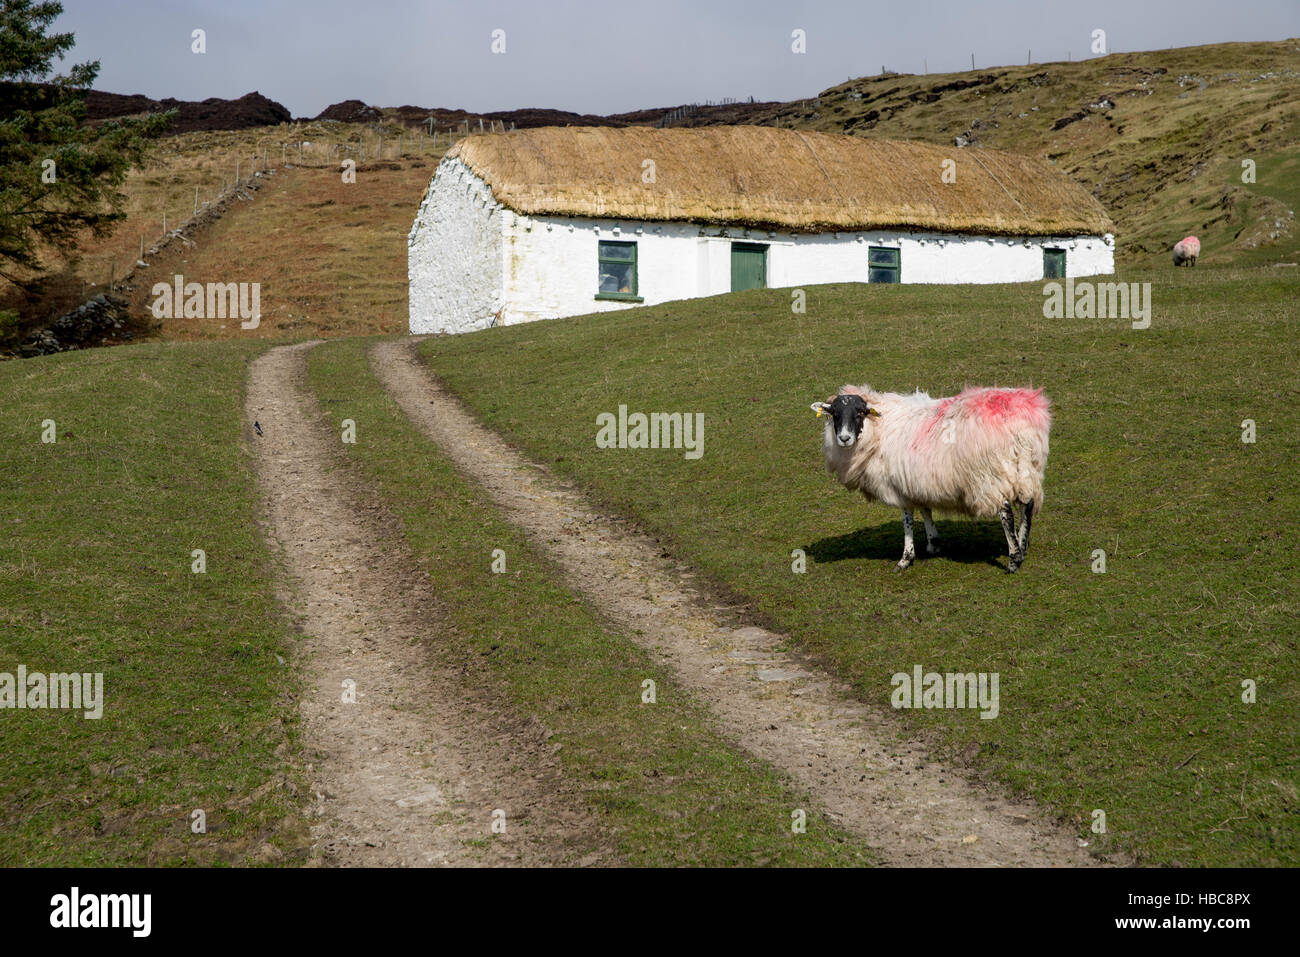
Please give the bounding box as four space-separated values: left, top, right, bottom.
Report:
194 186 199 216
162 212 167 236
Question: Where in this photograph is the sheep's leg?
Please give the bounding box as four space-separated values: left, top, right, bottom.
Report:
896 509 916 571
1010 498 1035 572
999 501 1021 571
920 507 941 555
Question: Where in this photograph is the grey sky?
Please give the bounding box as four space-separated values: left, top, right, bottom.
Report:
54 1 1299 118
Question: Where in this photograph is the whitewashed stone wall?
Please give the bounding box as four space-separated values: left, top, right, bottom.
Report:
408 157 504 334
409 159 1116 334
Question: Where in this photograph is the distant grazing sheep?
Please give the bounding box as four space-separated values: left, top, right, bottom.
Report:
1173 235 1201 267
811 385 1051 572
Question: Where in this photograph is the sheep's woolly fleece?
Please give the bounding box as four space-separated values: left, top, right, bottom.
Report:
824 385 1051 519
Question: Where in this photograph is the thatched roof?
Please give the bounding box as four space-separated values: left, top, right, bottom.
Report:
446 126 1114 237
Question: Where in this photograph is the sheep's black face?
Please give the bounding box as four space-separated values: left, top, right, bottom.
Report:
812 394 873 448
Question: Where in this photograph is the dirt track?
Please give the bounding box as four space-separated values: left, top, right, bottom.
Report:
371 338 1114 868
245 341 611 866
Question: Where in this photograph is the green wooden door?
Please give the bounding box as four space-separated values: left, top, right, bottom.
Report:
1043 248 1066 279
731 242 768 291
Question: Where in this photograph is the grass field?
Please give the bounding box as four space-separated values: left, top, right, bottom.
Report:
304 338 873 866
418 265 1300 866
2 252 1294 868
0 341 306 865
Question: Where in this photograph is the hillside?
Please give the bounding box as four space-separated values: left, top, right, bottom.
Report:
4 38 1297 351
767 39 1300 265
1 121 443 352
74 38 1300 263
360 38 1300 265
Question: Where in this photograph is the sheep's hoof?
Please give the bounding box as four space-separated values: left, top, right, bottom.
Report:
926 540 942 556
894 558 913 572
1007 557 1022 573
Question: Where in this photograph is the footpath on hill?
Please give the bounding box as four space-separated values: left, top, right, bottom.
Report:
246 341 612 866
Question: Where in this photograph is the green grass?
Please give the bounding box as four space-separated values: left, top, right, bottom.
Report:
419 266 1300 866
305 338 874 866
0 341 307 865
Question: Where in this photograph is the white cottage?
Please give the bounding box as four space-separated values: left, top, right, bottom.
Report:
408 126 1114 335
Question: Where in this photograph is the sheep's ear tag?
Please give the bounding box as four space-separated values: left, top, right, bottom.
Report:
867 406 881 418
810 402 827 417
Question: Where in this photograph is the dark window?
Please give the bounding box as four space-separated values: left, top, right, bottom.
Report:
868 246 900 283
597 241 639 299
730 242 768 292
1044 248 1066 279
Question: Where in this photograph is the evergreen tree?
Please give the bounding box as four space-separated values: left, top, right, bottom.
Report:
0 0 172 289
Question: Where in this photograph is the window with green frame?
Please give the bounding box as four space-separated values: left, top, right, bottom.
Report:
868 246 900 283
596 240 640 300
1043 248 1066 279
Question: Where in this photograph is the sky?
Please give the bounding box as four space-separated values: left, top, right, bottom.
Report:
52 0 1300 118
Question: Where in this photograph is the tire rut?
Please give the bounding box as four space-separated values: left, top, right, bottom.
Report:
246 341 612 867
372 337 1117 867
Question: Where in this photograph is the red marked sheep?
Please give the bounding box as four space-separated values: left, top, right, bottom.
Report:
811 385 1052 572
1173 235 1200 267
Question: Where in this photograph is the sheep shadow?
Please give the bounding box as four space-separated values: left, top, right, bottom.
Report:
806 519 1009 571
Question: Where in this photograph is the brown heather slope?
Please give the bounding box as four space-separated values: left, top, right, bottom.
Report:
1 123 444 347
122 156 440 341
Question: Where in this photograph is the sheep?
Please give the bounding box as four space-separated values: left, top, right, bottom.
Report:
1173 235 1200 267
810 384 1051 572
